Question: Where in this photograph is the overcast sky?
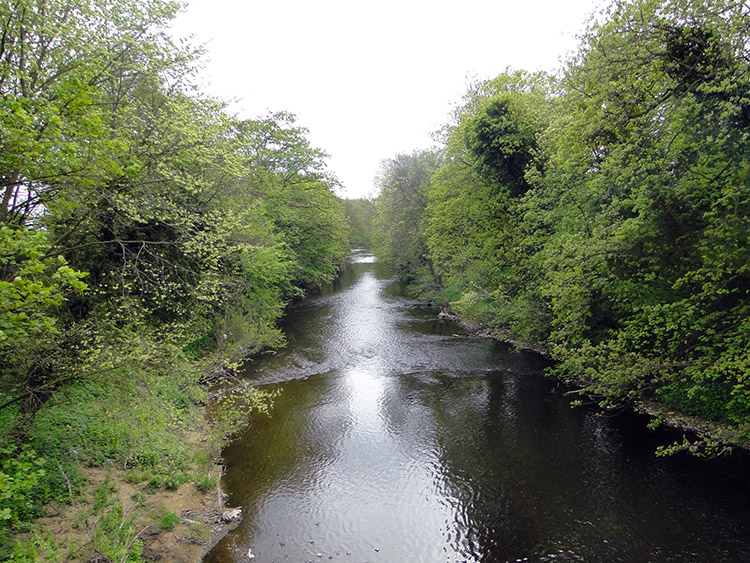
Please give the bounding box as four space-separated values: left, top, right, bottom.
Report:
170 0 601 198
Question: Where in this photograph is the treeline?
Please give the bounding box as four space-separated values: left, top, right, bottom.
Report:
0 0 353 553
344 198 376 249
374 0 750 450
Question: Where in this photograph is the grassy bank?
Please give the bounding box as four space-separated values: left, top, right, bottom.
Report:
0 333 278 561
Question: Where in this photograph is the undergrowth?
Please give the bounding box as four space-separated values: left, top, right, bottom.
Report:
0 336 278 560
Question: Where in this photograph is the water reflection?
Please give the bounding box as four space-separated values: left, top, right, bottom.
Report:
206 252 750 563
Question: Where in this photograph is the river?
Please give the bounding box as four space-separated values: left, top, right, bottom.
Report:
205 251 750 562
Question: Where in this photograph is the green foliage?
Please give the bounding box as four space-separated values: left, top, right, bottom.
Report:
0 446 47 527
158 511 180 531
372 151 441 287
28 345 201 473
192 472 220 493
87 501 143 563
0 227 86 342
420 71 552 334
212 386 280 439
0 227 87 412
0 0 350 552
373 1 750 450
7 527 61 562
533 0 750 430
234 113 349 289
344 198 376 249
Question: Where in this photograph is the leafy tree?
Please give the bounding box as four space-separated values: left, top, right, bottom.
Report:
373 151 441 288
0 0 183 226
373 1 750 446
343 198 375 249
0 0 350 450
424 72 551 330
234 114 349 289
0 227 86 415
533 0 750 430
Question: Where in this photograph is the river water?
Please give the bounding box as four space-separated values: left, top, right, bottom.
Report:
205 252 750 563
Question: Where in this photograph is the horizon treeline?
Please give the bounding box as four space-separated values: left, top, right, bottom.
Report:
0 0 360 548
373 0 750 451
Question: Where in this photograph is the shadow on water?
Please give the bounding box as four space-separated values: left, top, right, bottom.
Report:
206 251 750 563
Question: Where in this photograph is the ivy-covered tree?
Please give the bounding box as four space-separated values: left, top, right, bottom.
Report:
424 71 551 331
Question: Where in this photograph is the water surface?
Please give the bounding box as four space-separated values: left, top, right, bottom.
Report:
206 252 750 563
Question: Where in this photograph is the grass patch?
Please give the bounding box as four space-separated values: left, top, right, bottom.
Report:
158 511 180 531
0 325 279 558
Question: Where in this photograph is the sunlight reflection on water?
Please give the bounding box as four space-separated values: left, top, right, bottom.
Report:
206 253 750 563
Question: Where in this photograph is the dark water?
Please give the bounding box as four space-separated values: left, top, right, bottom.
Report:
205 252 750 563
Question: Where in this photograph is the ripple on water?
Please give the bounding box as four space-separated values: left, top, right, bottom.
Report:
207 258 750 563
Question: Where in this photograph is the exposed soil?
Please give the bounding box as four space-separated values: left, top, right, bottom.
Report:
27 464 240 562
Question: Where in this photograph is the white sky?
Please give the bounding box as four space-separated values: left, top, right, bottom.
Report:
170 0 601 198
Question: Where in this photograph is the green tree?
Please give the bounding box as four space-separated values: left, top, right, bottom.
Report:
373 151 440 289
424 72 551 331
0 0 183 226
532 0 750 430
343 198 375 249
0 227 86 415
234 113 349 289
371 1 750 445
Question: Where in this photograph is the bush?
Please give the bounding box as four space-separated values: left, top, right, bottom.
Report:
0 446 48 527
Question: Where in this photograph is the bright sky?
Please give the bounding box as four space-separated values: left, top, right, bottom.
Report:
170 0 601 198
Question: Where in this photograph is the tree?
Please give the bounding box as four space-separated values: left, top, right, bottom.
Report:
373 151 440 288
371 1 750 444
343 198 375 249
424 71 551 330
234 113 349 288
0 0 183 227
0 226 86 415
532 0 750 430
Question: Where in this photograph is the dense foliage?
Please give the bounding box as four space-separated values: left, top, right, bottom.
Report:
0 0 349 554
343 198 376 250
374 0 750 450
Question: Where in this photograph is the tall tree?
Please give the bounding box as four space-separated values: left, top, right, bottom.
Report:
373 151 440 288
424 71 551 330
534 0 750 426
234 113 349 288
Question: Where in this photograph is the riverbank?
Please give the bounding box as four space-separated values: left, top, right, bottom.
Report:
438 307 750 456
10 420 243 561
2 357 275 561
27 464 235 562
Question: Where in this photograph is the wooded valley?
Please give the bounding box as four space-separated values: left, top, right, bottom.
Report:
1 0 748 558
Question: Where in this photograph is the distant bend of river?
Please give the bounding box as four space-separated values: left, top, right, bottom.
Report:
205 251 750 563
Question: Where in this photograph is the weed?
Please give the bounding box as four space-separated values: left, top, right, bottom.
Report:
193 472 220 493
8 527 62 562
124 469 150 485
92 477 118 513
130 492 147 506
85 502 144 563
159 512 180 531
147 471 188 492
0 446 48 526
